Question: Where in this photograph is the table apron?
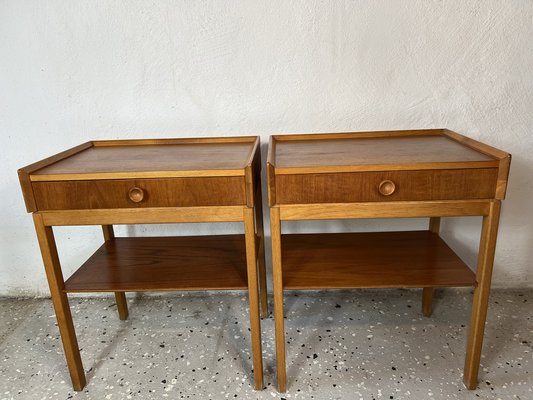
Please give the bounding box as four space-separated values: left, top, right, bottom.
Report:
37 206 247 226
278 200 492 221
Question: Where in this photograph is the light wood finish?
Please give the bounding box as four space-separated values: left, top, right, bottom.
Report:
114 290 129 321
64 236 250 292
267 162 277 207
281 232 475 289
127 187 145 203
248 143 268 317
20 136 265 391
254 183 269 318
244 208 264 389
270 206 286 392
268 129 510 392
32 176 246 210
271 128 440 142
33 214 85 390
102 225 129 320
378 179 396 196
422 287 434 318
429 216 441 233
275 168 497 204
39 206 245 226
31 169 245 181
244 137 261 207
422 217 441 317
278 200 490 221
102 224 115 241
464 200 501 389
91 136 259 146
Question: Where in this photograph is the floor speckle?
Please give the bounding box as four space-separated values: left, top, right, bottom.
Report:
0 289 531 399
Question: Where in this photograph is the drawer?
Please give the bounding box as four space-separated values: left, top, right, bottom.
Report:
274 168 498 204
32 177 246 210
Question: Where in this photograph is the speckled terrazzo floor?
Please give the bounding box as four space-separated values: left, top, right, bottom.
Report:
0 289 531 400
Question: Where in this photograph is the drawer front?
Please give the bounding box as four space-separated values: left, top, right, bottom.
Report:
32 177 246 210
275 169 498 204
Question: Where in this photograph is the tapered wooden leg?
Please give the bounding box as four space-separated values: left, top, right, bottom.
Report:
33 214 86 391
422 217 441 317
270 206 286 392
114 292 129 320
244 208 264 390
254 185 269 318
422 288 434 317
102 225 129 320
463 201 501 389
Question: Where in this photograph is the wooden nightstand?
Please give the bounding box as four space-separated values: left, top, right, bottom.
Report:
18 136 268 391
267 129 511 392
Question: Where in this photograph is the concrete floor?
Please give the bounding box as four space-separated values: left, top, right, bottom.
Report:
0 289 531 400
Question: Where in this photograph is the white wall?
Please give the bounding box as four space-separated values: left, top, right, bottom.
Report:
1 1 532 296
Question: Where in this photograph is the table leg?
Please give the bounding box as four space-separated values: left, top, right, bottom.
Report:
422 217 441 317
102 225 129 320
244 208 264 390
422 287 434 317
270 207 287 392
463 200 501 389
254 185 269 318
33 214 86 391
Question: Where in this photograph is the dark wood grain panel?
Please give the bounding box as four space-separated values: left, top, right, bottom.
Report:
33 176 246 210
275 168 497 204
281 231 476 289
274 135 496 169
33 142 254 176
64 235 248 292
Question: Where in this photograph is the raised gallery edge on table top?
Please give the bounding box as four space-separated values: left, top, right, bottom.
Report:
267 128 509 173
19 136 259 182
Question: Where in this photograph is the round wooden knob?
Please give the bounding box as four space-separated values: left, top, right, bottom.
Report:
378 180 396 196
128 187 145 203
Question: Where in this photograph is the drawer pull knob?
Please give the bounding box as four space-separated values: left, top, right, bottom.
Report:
128 187 145 203
378 180 396 196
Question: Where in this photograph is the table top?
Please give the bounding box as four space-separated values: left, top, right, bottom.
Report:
22 137 259 181
269 129 507 174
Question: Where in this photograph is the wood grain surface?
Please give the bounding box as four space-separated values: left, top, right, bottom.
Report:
274 135 496 170
275 168 497 204
33 142 254 177
64 235 248 292
33 176 246 210
281 231 475 289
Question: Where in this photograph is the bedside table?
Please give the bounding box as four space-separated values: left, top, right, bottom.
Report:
267 129 511 392
18 136 268 391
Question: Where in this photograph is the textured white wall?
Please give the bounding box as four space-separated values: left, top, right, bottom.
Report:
1 1 532 295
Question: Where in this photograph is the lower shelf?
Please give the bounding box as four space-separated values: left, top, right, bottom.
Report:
64 235 248 292
281 231 476 289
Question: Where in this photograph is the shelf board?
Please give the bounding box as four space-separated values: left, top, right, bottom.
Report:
281 231 475 289
64 235 248 292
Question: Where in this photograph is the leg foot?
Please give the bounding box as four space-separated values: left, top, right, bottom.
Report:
115 292 129 320
422 287 434 317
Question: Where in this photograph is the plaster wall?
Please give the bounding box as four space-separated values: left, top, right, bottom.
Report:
1 1 532 295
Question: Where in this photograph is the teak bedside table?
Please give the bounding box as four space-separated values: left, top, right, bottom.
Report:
267 129 511 392
18 136 267 391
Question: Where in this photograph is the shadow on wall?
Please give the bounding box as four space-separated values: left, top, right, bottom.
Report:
440 154 533 287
